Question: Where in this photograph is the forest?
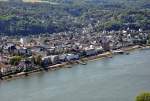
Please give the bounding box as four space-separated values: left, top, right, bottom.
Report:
0 0 150 35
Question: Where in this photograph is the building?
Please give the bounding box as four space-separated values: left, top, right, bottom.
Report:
42 55 60 66
84 48 97 56
66 54 79 61
0 63 11 75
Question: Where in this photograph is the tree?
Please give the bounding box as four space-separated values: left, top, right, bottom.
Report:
10 56 22 66
36 55 42 66
32 55 42 66
136 92 150 101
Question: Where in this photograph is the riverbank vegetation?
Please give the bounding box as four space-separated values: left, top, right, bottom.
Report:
136 92 150 101
10 56 22 66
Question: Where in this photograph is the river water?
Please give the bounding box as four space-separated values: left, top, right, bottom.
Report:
0 50 150 101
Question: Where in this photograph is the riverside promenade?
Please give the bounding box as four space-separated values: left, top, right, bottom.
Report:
0 45 147 81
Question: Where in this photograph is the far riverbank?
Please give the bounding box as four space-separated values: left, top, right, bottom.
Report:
1 45 150 81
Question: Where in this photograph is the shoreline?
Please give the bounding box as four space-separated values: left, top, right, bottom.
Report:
1 45 150 81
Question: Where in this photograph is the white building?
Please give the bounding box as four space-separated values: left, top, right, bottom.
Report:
42 55 59 65
84 47 97 56
66 54 79 61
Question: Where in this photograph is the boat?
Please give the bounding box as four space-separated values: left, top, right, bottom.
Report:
77 60 87 65
107 55 113 58
112 50 125 55
141 46 150 50
80 62 87 65
66 65 72 68
125 52 130 55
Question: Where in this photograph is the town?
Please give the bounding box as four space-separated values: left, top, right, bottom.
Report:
0 29 150 80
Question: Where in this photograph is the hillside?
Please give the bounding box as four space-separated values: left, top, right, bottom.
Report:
0 0 150 35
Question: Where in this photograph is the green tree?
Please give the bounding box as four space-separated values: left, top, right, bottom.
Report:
10 56 22 66
136 92 150 101
32 55 42 66
37 55 42 66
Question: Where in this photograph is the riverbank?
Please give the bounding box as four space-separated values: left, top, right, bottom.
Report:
1 45 149 81
1 46 150 101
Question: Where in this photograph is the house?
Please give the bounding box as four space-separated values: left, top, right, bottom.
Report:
66 54 79 61
14 45 32 56
95 47 103 54
42 55 60 66
84 47 97 56
0 63 11 75
59 54 67 62
50 55 60 64
46 47 56 55
19 48 32 56
30 46 47 56
30 46 45 52
42 56 52 67
2 42 16 54
101 36 111 51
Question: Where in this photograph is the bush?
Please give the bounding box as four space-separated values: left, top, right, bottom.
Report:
10 56 22 66
136 92 150 101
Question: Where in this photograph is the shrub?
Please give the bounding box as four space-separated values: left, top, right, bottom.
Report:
136 92 150 101
10 56 22 66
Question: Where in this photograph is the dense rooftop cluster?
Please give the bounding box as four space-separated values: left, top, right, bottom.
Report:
0 0 150 79
0 29 150 79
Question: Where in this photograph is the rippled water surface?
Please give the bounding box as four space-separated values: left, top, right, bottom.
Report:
0 50 150 101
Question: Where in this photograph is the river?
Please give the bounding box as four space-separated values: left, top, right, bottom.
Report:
0 49 150 101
